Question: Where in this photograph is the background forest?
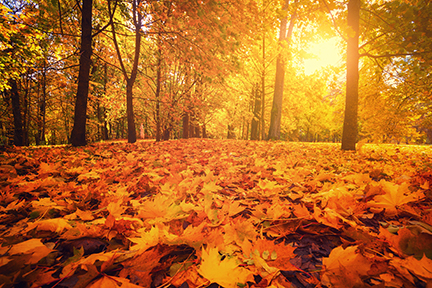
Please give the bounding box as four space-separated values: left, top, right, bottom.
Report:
1 0 432 147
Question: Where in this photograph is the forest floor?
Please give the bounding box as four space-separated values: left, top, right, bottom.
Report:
0 139 432 288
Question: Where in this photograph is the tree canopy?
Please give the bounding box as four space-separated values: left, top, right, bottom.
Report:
1 0 432 147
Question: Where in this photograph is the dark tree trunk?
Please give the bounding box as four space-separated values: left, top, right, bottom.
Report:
261 38 266 140
341 0 360 151
162 125 170 140
182 112 189 139
189 112 197 138
23 75 30 146
38 65 47 145
154 31 162 142
202 124 207 138
71 0 93 146
267 0 296 140
125 0 143 144
10 79 24 146
155 57 162 142
195 125 201 138
109 0 140 143
126 79 137 143
101 63 109 140
227 124 235 139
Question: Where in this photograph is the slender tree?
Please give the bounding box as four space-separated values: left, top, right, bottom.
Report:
267 0 297 140
109 0 142 143
10 80 24 146
341 0 360 150
70 0 93 146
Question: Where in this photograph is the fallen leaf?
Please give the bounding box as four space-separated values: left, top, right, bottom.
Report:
198 247 253 288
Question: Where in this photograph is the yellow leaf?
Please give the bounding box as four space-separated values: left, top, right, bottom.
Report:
367 181 425 216
129 225 177 253
26 218 72 234
88 275 144 288
75 208 94 221
77 171 100 181
202 181 221 193
107 200 127 219
198 247 253 288
8 238 52 264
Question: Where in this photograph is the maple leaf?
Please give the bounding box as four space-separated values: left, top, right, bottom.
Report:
198 247 253 288
77 170 101 181
129 225 177 253
107 200 127 219
7 238 53 264
247 239 298 272
75 208 95 221
0 199 25 212
322 245 372 288
26 218 72 234
223 219 257 245
39 162 60 175
379 226 432 259
390 254 432 282
119 244 176 287
367 181 425 216
87 276 144 288
61 250 119 278
202 180 222 193
31 197 66 214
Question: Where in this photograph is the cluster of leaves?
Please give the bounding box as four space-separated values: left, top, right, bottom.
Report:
0 139 432 287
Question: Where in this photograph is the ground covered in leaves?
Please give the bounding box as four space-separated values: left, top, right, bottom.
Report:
1 139 432 288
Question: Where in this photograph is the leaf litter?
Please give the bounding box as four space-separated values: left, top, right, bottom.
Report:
0 139 431 288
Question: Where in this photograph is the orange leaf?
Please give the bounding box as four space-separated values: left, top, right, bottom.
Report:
322 245 372 287
8 238 53 264
198 247 253 288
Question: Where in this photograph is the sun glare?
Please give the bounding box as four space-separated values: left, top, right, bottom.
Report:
303 37 343 75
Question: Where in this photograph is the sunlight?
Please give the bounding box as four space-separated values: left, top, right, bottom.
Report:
303 37 343 75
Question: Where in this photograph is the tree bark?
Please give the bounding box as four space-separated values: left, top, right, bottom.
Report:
109 0 140 143
261 36 266 140
267 0 296 140
39 63 47 145
70 0 93 147
10 79 24 146
155 37 162 142
125 0 142 143
251 84 261 140
341 0 360 151
182 112 189 139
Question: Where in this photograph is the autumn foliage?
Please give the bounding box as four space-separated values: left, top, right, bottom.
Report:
1 139 432 287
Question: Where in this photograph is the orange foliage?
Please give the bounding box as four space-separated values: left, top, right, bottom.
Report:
0 139 431 287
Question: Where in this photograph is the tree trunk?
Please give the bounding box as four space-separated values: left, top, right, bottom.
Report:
23 74 30 146
39 64 47 145
155 52 162 142
261 36 266 140
251 84 261 140
182 112 189 139
341 0 360 151
267 0 296 140
126 79 137 143
10 79 24 146
98 62 109 141
109 0 140 143
125 0 142 144
202 124 207 138
70 0 93 147
227 124 235 139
